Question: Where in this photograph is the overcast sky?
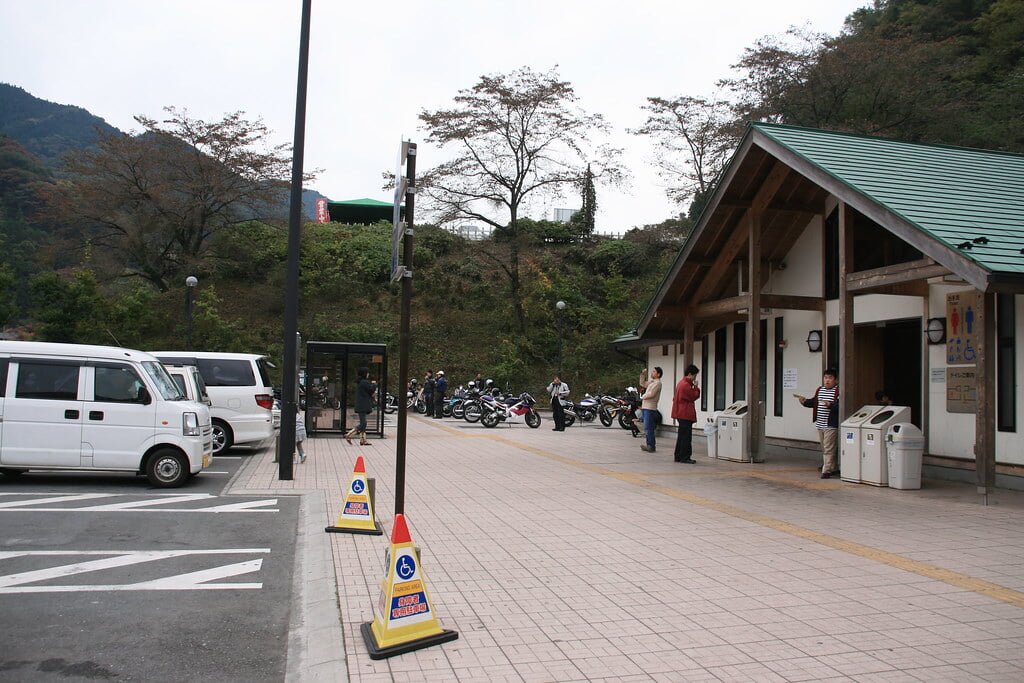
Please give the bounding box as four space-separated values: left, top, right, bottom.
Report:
1 0 865 232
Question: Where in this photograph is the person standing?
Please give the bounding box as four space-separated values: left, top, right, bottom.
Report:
294 410 307 463
639 367 663 453
346 367 376 446
672 365 700 463
547 376 569 431
434 371 447 418
795 368 840 478
422 371 435 416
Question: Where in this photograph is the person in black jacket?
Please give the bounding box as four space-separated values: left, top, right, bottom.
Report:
346 367 376 446
434 371 447 418
423 371 435 416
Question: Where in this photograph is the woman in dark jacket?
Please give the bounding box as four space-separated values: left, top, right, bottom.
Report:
346 367 376 445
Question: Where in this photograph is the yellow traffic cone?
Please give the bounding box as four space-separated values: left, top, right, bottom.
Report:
325 456 382 535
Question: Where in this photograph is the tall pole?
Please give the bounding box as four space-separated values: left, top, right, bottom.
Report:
556 300 566 377
394 143 416 515
279 0 312 481
185 276 197 350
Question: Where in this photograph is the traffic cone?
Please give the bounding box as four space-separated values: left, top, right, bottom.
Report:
325 456 383 535
361 514 458 659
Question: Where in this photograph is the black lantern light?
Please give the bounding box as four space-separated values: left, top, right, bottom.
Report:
926 317 947 344
805 329 823 353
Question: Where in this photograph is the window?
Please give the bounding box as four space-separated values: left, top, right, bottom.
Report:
760 319 768 402
997 294 1016 432
824 208 839 300
16 361 80 400
197 359 255 387
827 325 840 373
773 317 784 416
700 335 708 412
94 365 147 403
733 322 746 401
0 359 7 397
714 329 727 411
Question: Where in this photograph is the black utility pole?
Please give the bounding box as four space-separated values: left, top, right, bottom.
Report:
394 143 416 515
279 0 312 481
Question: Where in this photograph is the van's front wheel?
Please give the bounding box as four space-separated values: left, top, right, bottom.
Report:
211 420 233 455
146 449 189 488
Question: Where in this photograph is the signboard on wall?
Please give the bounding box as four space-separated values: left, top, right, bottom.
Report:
946 290 978 365
946 366 977 413
783 368 798 390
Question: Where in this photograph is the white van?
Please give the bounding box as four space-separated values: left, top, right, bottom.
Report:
166 364 211 407
0 342 213 487
152 352 275 454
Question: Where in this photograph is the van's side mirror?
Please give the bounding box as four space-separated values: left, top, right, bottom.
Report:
136 386 152 405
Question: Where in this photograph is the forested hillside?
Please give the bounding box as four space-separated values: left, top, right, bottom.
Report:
2 0 1022 395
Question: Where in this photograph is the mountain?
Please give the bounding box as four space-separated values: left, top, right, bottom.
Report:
0 83 120 167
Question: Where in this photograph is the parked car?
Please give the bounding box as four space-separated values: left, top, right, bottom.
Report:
165 364 211 407
151 351 276 455
0 341 213 487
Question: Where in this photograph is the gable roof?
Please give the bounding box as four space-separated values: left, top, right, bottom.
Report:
630 123 1024 342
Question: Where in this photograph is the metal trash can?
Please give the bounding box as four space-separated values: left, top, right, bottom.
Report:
886 423 925 490
703 417 719 459
716 401 749 462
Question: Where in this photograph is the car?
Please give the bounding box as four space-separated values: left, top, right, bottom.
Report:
0 341 213 487
165 364 211 407
151 351 276 455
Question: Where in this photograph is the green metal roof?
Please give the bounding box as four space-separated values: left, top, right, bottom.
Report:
329 198 392 207
752 123 1024 276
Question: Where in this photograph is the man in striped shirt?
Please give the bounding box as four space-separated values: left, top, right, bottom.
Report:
794 368 840 478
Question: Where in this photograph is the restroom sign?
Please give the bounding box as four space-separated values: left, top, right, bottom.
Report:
946 291 978 365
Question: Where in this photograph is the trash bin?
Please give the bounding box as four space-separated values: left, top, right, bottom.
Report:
839 405 885 483
886 423 925 490
703 417 719 459
717 401 749 462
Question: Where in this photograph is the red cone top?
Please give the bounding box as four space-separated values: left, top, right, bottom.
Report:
353 456 365 474
391 514 411 544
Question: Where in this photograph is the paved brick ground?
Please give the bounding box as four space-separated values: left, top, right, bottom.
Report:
234 414 1024 682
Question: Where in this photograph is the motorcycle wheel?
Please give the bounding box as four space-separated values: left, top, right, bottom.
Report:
526 412 541 428
384 401 396 414
464 403 481 423
618 411 634 430
452 401 466 419
415 399 427 414
563 412 576 427
599 409 613 427
330 398 341 410
481 411 500 428
443 403 453 417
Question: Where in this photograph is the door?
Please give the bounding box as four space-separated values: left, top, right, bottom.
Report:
84 363 158 469
1 360 84 467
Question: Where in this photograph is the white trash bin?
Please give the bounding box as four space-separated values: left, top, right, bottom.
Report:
886 423 925 490
703 417 719 459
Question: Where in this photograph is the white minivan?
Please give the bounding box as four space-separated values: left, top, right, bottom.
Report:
152 352 275 454
0 342 213 487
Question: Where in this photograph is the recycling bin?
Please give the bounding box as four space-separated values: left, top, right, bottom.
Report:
839 405 885 483
716 401 749 462
860 406 912 486
703 416 719 459
886 423 925 490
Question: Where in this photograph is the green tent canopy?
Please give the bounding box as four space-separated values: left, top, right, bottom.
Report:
326 198 404 225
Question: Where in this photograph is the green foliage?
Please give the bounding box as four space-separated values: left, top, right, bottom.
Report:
29 269 106 343
0 264 16 326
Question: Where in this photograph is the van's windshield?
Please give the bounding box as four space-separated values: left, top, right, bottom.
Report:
143 361 185 400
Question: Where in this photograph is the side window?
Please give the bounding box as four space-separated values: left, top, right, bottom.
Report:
197 359 255 387
0 359 8 397
16 362 80 400
94 365 147 403
171 374 188 396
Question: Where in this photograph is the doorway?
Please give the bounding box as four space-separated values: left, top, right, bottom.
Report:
853 319 922 425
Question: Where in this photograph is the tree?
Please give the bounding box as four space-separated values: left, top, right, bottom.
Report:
48 108 303 291
418 66 622 331
632 95 738 208
568 163 597 238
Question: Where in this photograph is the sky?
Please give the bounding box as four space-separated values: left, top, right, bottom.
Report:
1 0 866 233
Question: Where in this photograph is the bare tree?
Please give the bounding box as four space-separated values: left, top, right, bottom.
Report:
418 66 622 331
49 107 304 291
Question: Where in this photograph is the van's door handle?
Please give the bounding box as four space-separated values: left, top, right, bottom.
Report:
65 409 80 419
89 411 104 421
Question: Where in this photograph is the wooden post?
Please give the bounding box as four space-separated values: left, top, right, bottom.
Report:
748 212 764 462
975 291 996 501
837 203 854 418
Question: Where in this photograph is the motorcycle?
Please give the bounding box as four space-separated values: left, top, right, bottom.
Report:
383 391 398 414
571 393 600 422
308 383 340 410
619 386 642 436
480 392 542 428
598 393 630 427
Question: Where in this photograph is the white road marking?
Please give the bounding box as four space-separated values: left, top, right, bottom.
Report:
192 499 279 512
0 494 114 509
0 549 269 593
75 493 213 511
0 493 278 513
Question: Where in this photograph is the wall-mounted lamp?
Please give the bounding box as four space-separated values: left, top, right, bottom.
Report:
805 330 823 353
777 339 787 349
925 317 946 345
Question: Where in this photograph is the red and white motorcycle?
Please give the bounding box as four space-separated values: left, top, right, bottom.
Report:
480 392 542 428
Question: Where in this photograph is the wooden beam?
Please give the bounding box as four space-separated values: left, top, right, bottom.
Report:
694 294 750 317
748 209 764 462
975 291 996 498
692 163 791 306
760 294 826 312
838 203 855 421
847 258 951 292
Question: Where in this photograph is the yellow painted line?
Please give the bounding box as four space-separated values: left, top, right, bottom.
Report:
473 430 1024 610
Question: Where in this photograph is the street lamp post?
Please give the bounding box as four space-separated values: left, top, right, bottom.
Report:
185 276 198 350
556 300 566 377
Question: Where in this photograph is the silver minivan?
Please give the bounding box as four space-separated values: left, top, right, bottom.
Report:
0 342 213 487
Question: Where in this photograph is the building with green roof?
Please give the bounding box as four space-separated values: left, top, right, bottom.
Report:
620 123 1024 493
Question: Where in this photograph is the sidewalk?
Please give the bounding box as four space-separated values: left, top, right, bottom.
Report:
232 415 1024 682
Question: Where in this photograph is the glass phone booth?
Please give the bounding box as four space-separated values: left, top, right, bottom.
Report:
304 341 387 438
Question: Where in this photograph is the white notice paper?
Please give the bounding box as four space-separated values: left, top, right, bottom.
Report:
783 368 799 390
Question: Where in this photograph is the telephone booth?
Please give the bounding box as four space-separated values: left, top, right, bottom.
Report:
305 341 387 438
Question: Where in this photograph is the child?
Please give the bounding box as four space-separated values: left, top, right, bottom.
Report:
295 410 307 463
